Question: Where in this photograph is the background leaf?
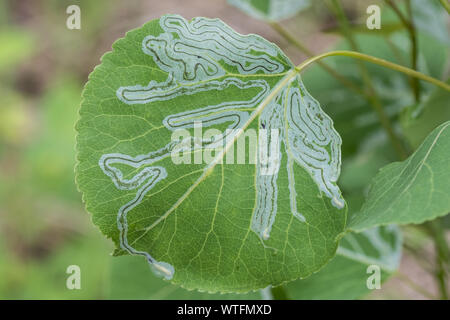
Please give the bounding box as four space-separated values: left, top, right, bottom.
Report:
285 225 402 300
350 121 450 231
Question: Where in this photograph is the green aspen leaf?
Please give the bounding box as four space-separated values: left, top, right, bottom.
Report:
286 225 402 299
228 0 311 21
350 121 450 231
76 14 346 293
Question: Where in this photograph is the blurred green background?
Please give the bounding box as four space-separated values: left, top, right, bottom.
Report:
0 0 448 299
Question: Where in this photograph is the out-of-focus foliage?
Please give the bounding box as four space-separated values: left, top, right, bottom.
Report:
0 30 35 73
0 0 116 299
228 0 311 21
285 226 401 299
0 76 113 299
401 82 450 149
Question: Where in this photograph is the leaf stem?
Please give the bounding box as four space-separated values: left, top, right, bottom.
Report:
294 51 450 92
440 0 450 14
426 219 449 300
403 243 435 274
269 21 366 98
384 35 407 65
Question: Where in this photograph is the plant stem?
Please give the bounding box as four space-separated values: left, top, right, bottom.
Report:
440 0 450 14
327 0 408 159
270 21 366 98
270 285 290 300
385 0 420 102
426 219 449 300
294 51 450 92
395 272 438 299
405 0 420 102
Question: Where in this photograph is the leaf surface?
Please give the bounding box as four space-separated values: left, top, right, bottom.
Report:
76 14 346 292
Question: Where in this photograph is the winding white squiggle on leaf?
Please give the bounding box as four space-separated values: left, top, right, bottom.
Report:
253 98 283 240
284 79 343 209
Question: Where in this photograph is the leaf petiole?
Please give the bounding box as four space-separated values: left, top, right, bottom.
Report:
294 50 450 92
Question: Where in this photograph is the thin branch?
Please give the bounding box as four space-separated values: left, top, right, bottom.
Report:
426 220 449 300
405 0 420 102
385 0 421 102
